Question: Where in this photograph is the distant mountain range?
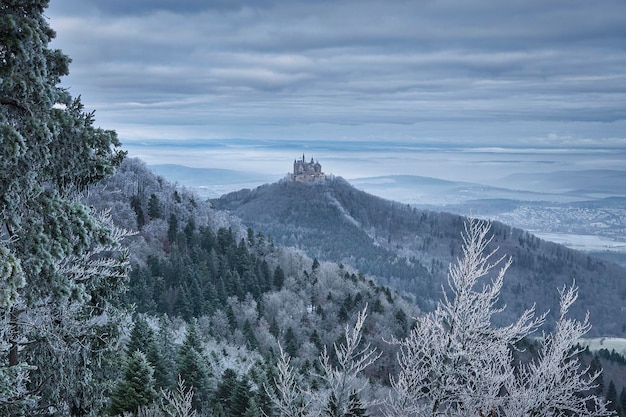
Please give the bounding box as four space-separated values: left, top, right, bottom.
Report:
149 164 283 198
213 176 626 337
499 169 626 198
351 169 626 205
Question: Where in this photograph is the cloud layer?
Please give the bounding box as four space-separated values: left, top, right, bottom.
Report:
47 0 626 149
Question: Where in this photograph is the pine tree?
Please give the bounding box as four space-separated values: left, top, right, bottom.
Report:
229 376 253 416
324 392 341 417
244 397 262 417
1 0 128 413
213 368 238 414
147 193 162 219
109 350 158 416
168 213 179 243
243 319 259 350
346 391 369 417
127 315 169 389
619 387 626 417
127 315 156 354
273 265 286 289
607 380 618 411
178 321 211 411
156 314 177 389
284 327 299 357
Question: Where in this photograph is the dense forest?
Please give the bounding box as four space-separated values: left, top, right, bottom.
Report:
81 158 419 416
2 1 626 416
215 177 626 336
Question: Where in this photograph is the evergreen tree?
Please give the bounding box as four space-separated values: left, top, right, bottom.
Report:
1 0 127 413
127 315 169 389
213 368 238 414
244 397 262 417
147 193 162 219
619 387 626 417
229 376 253 416
243 319 259 350
109 350 158 416
607 380 618 411
589 355 605 394
324 392 341 417
127 315 155 354
130 195 146 229
269 317 280 338
178 321 211 411
168 213 179 243
312 258 321 271
156 314 177 389
284 327 299 357
273 265 285 289
346 391 369 417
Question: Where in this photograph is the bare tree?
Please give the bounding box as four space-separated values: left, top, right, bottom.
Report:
161 376 197 417
502 284 612 417
267 306 380 417
319 305 382 416
265 343 311 417
385 219 613 417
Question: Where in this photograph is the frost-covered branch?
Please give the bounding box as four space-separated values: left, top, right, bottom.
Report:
385 219 612 417
502 284 613 417
55 208 134 291
265 343 311 417
161 376 197 417
319 305 381 415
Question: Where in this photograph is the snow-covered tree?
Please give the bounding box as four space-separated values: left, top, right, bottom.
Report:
318 306 381 416
267 306 380 417
1 0 128 414
109 350 158 416
385 219 613 417
265 343 311 417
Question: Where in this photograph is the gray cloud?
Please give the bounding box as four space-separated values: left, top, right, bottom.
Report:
46 0 626 150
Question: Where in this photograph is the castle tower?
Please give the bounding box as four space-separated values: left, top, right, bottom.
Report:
291 154 326 182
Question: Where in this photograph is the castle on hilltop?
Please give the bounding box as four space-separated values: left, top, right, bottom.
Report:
291 154 326 182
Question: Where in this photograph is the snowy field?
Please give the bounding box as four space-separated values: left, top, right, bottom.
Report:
578 338 626 356
532 233 626 253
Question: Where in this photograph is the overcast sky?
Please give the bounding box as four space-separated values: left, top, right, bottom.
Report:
45 0 626 176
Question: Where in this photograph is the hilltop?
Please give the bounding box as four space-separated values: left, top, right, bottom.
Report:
214 176 626 336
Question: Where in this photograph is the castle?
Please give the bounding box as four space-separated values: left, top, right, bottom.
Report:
291 154 326 182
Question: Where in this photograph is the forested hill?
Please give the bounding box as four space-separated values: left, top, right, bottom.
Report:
214 176 626 337
80 158 420 415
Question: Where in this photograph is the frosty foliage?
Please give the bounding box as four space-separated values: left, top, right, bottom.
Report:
160 377 198 417
384 219 613 417
266 306 380 417
318 305 382 414
265 344 310 417
127 377 197 417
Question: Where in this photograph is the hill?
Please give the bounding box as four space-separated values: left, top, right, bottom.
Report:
81 158 422 413
214 176 626 336
78 158 626 414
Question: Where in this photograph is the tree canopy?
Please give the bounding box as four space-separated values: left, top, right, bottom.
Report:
1 0 128 414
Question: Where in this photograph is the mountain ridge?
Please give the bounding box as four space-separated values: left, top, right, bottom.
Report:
214 176 626 336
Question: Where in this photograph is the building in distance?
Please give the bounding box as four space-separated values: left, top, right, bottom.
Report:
292 154 326 182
